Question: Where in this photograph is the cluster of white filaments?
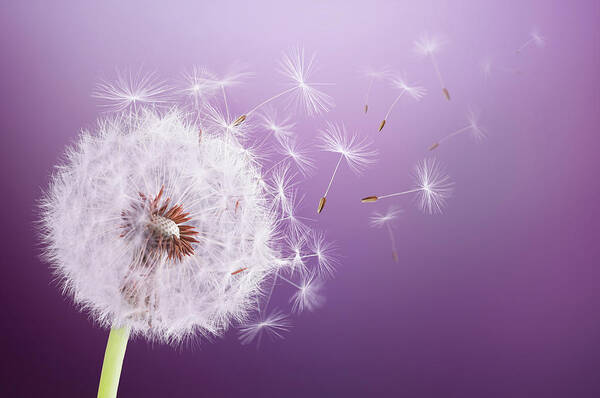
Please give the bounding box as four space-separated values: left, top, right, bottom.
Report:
41 47 337 345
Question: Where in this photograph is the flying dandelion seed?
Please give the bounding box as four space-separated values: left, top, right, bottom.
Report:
516 29 545 54
232 46 334 126
379 75 426 132
414 34 451 101
93 68 171 113
429 109 486 151
317 122 377 214
370 206 403 263
362 66 392 114
361 158 453 214
238 309 291 346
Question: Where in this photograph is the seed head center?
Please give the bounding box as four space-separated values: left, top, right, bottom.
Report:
150 214 180 240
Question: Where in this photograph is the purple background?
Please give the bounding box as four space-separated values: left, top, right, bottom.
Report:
1 1 599 397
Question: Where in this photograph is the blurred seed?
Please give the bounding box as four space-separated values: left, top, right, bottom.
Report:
378 119 386 132
442 88 451 101
429 142 440 151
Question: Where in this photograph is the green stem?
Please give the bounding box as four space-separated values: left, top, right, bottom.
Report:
97 326 130 398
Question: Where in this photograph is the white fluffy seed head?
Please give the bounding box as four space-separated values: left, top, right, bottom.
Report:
40 108 299 344
414 34 445 56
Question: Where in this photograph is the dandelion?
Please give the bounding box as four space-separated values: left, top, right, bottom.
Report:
39 103 331 396
238 309 291 346
361 158 453 214
429 109 486 151
317 122 377 213
233 47 333 126
93 68 171 113
516 29 545 54
370 206 403 263
378 75 427 132
414 34 451 101
362 66 392 113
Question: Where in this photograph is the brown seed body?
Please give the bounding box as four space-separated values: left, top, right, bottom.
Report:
317 196 327 214
361 196 378 203
378 119 386 132
233 114 247 126
429 142 440 151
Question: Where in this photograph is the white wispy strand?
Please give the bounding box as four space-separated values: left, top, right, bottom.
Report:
259 107 296 143
39 108 301 344
93 69 171 113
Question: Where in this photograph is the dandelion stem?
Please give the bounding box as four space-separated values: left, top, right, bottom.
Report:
378 188 421 200
384 90 407 120
97 326 130 398
263 270 279 312
221 85 230 121
279 274 301 289
364 78 375 112
246 86 298 116
429 55 445 88
323 155 343 197
516 38 533 53
386 224 399 263
439 125 470 143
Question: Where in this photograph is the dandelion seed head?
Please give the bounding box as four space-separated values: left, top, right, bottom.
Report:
278 46 334 115
362 66 393 80
181 66 219 103
308 231 336 277
238 309 291 345
318 122 377 175
414 158 454 215
290 274 325 313
391 75 427 101
466 109 487 141
369 206 403 228
39 107 308 344
93 69 171 112
531 29 545 47
414 34 445 56
259 108 295 142
276 138 315 176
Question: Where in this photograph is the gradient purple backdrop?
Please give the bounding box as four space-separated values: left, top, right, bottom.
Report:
1 1 599 397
